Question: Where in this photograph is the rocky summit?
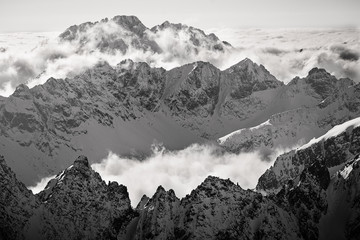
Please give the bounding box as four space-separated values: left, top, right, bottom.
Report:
58 15 231 55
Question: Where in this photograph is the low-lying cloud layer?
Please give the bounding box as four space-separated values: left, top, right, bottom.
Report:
0 26 359 97
91 143 290 206
211 27 360 84
28 142 296 206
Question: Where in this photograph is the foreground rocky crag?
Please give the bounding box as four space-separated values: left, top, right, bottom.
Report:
1 120 360 240
0 156 134 240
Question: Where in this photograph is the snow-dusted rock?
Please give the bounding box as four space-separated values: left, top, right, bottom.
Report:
257 117 360 193
218 69 359 154
1 150 360 239
0 155 134 240
58 15 231 55
36 155 133 240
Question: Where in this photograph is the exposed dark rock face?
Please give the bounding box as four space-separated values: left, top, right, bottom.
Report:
286 161 330 240
222 58 283 100
36 155 133 240
164 61 222 118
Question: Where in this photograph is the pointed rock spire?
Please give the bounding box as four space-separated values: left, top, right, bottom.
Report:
74 155 90 169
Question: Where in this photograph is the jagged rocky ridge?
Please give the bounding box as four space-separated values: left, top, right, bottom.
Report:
0 57 289 185
2 53 360 187
1 119 360 239
218 68 359 154
0 155 134 240
257 117 360 193
58 15 231 56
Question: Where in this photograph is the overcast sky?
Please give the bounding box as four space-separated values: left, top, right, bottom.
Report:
1 0 359 32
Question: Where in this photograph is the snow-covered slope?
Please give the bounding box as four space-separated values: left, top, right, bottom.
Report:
257 116 360 193
218 69 358 154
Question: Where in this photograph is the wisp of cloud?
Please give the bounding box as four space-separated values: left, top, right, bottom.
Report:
1 25 359 97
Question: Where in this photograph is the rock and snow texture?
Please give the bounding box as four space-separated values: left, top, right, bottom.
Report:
218 68 359 154
298 116 360 150
2 114 360 239
58 15 231 57
0 155 134 240
257 117 360 193
1 17 360 188
1 15 360 240
1 148 360 239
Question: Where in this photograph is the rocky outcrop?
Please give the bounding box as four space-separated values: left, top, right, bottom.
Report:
286 161 330 240
37 156 134 240
222 58 283 99
164 61 221 118
131 176 301 240
134 186 180 240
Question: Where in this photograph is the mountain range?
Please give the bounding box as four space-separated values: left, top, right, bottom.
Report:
2 54 359 186
1 15 360 239
58 15 231 60
1 117 360 239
